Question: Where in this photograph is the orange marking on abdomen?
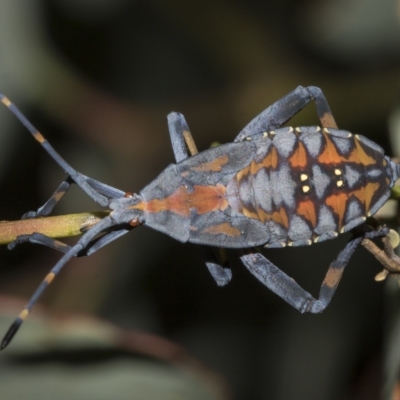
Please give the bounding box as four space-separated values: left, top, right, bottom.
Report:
275 207 289 229
318 134 343 164
262 207 289 228
318 133 376 166
263 146 278 169
325 193 348 228
353 138 376 166
241 207 259 220
352 182 380 213
236 166 250 183
289 141 307 168
296 200 317 227
251 146 279 175
133 184 228 217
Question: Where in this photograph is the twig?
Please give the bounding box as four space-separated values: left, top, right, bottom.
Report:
0 211 109 245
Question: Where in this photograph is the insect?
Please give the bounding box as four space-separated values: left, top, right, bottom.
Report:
0 86 398 350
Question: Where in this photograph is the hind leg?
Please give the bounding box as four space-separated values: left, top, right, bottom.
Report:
235 85 338 142
240 227 388 312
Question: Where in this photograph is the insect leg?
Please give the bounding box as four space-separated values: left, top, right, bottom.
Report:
9 226 133 259
0 94 117 207
241 240 360 313
22 177 74 219
167 112 197 163
304 86 338 129
202 246 232 287
240 227 388 313
1 95 128 250
235 85 337 142
85 226 133 256
1 216 117 350
22 174 125 219
167 112 232 286
8 233 72 252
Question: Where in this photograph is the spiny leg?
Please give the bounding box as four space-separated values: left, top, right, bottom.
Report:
167 112 232 286
240 227 388 313
0 94 111 206
235 85 338 142
1 216 118 350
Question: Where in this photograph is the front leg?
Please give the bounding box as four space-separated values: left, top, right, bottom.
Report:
167 112 232 286
240 227 388 313
22 174 126 219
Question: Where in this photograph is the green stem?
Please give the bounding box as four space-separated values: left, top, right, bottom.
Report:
0 211 109 245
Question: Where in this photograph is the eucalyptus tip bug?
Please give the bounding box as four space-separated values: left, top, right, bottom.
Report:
0 86 399 350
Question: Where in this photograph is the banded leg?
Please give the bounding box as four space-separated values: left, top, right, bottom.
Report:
240 227 388 313
22 177 74 219
0 94 124 207
235 85 338 142
167 112 232 286
1 216 119 350
1 94 129 251
22 174 125 220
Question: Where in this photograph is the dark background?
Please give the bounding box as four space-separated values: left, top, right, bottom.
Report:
0 1 400 399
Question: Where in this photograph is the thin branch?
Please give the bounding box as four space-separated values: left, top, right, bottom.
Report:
0 211 109 245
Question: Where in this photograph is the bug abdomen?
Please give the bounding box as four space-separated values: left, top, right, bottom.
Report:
226 126 394 247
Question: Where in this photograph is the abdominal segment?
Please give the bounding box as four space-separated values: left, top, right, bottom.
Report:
226 127 391 247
